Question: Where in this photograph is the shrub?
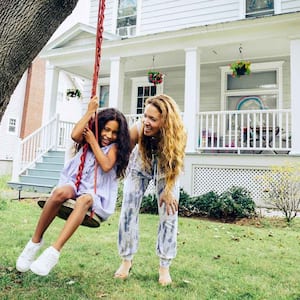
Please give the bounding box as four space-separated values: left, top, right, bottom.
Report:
179 187 255 221
140 186 256 221
261 164 300 224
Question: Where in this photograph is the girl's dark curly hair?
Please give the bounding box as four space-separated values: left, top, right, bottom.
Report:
91 108 131 178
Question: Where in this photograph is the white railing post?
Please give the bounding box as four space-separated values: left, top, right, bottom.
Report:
54 114 59 151
11 137 21 181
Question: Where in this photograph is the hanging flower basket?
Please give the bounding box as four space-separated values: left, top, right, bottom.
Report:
66 88 81 98
230 61 251 78
148 71 164 85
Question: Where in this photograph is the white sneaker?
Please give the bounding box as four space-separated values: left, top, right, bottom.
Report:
30 246 60 276
16 239 44 272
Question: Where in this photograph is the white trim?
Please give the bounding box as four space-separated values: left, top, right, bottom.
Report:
136 0 142 36
239 0 246 19
111 0 118 34
274 0 281 14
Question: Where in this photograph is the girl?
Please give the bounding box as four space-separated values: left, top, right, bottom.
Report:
114 94 187 285
16 96 131 276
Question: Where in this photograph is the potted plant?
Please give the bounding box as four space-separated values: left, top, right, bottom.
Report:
66 88 81 98
148 71 164 85
230 61 251 78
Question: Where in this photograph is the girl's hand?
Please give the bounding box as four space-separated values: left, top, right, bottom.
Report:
82 127 97 145
87 96 99 114
159 190 178 215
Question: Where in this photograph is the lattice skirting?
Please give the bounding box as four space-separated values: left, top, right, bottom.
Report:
192 166 272 206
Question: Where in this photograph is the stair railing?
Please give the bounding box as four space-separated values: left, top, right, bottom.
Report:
12 115 60 181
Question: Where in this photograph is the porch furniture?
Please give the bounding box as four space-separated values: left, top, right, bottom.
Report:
243 126 280 148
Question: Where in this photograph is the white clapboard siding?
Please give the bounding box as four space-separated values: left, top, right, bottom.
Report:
89 0 115 33
140 0 239 34
281 0 300 12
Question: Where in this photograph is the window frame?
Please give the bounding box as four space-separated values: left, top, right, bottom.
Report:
220 61 284 111
8 117 17 135
131 77 163 114
113 0 140 37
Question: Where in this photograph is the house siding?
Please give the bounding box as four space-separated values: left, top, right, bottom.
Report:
88 0 300 37
89 0 115 34
281 0 300 12
140 0 240 35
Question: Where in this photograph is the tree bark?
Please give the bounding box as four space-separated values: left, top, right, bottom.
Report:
0 0 79 122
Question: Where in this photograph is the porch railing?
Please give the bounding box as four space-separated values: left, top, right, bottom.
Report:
196 109 292 154
12 109 292 182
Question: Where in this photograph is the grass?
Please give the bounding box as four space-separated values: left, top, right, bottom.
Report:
1 178 300 299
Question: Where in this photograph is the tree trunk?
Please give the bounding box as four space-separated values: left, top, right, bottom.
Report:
0 0 79 122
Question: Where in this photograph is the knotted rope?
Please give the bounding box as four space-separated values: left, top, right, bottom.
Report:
74 0 106 196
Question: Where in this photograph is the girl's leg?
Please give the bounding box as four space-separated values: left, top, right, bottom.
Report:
156 179 180 285
16 185 74 273
32 185 75 243
115 171 149 278
52 194 93 251
29 193 93 276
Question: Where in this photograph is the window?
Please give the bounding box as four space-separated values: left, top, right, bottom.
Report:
131 77 163 114
116 0 137 37
8 118 17 133
246 0 274 18
99 85 109 108
221 61 283 113
136 86 157 114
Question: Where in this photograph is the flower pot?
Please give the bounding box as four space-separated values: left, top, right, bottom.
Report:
148 71 163 85
236 65 246 76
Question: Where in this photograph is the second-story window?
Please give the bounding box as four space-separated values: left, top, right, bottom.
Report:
117 0 137 38
246 0 274 18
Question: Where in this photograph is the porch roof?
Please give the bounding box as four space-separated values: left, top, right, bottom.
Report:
39 11 300 79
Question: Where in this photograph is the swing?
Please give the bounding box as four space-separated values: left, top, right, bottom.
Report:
37 0 106 228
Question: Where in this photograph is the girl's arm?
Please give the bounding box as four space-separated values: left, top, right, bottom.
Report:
71 96 99 143
83 127 118 172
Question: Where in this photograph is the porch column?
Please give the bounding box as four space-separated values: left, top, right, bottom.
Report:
109 56 125 109
183 47 200 152
42 62 59 124
290 39 300 155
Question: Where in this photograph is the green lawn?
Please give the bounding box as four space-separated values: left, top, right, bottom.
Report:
1 187 300 299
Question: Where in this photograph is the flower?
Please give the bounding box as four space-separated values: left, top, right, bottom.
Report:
148 71 164 85
230 61 251 78
66 88 81 98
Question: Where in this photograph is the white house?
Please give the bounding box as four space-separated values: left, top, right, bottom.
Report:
10 0 300 206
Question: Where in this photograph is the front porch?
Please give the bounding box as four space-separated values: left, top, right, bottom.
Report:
10 108 296 207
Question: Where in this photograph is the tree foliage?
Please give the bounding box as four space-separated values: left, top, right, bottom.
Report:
0 0 79 122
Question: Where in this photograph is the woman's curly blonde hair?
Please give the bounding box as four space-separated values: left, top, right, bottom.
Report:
139 94 187 194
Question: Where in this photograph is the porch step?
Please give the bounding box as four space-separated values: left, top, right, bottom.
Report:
8 150 65 194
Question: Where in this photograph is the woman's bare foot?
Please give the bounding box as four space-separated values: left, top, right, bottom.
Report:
158 266 172 286
114 260 132 280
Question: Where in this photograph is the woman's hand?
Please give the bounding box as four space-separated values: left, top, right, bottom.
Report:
159 190 178 215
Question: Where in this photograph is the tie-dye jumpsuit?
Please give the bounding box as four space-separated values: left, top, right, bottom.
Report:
117 143 179 268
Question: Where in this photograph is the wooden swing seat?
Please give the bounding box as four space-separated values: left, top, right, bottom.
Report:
37 198 102 228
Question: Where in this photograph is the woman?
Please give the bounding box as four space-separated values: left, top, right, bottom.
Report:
114 94 187 285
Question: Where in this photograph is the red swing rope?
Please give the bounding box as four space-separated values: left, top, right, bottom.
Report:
74 0 106 195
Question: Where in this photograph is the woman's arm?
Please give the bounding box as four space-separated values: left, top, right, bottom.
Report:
71 96 99 143
129 122 139 150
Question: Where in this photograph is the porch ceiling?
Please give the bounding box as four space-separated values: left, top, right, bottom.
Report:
41 12 300 80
